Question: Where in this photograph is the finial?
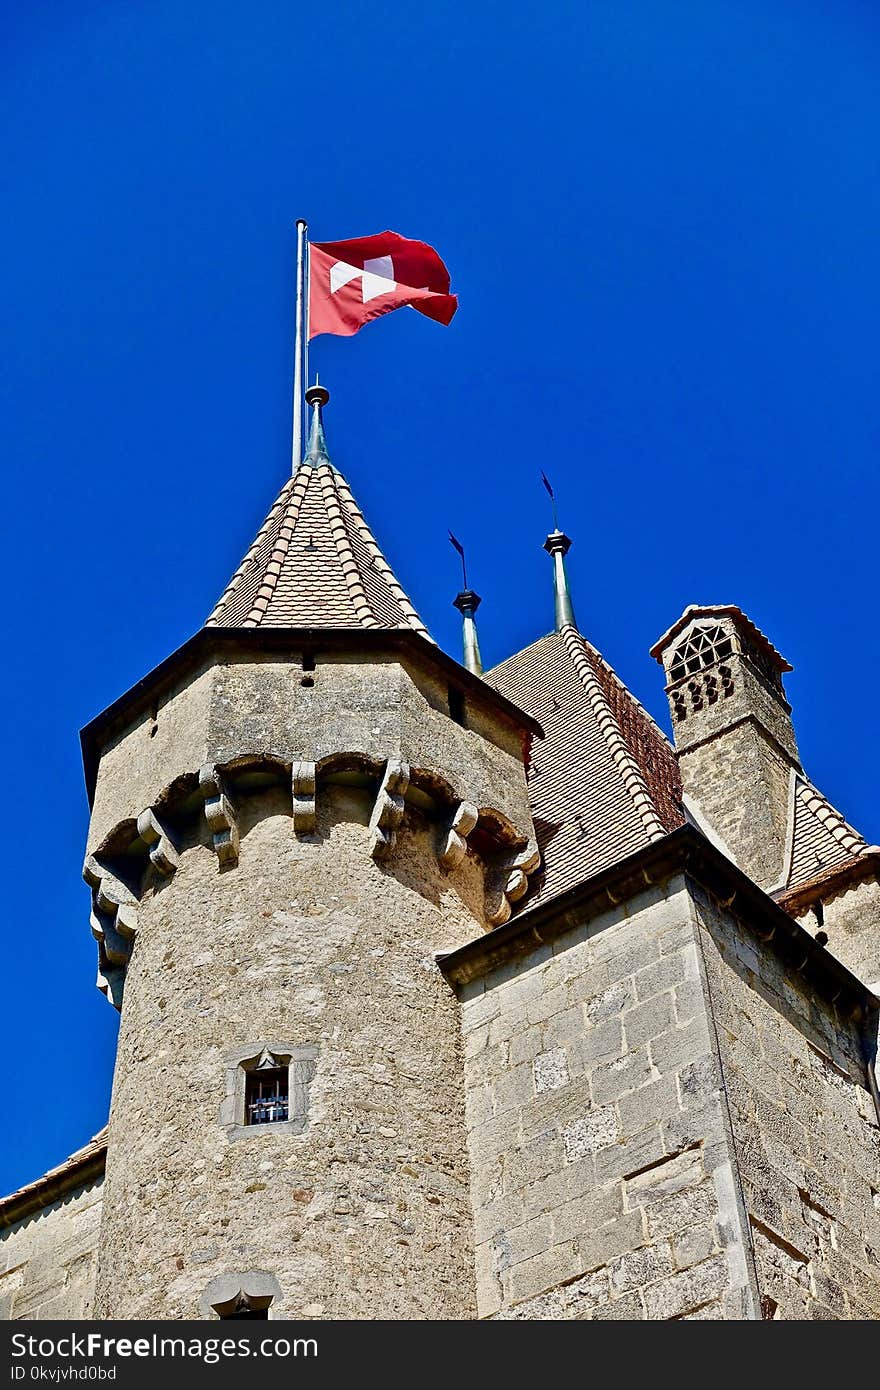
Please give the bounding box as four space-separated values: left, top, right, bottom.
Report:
304 380 331 465
449 532 483 676
541 474 577 631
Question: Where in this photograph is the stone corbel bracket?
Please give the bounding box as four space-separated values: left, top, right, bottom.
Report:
369 759 410 860
438 801 479 872
136 807 180 877
485 840 542 927
83 855 138 1010
199 764 239 867
292 760 317 835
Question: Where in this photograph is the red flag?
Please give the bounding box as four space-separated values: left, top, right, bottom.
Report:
308 231 458 340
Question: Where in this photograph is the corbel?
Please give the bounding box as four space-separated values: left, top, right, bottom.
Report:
292 760 317 834
438 800 478 872
369 759 409 860
199 764 240 867
136 807 180 877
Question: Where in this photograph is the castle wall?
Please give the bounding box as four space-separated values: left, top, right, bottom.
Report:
0 1178 103 1320
95 785 482 1320
692 884 880 1319
458 879 757 1321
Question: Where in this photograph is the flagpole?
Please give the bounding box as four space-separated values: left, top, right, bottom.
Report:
291 218 308 472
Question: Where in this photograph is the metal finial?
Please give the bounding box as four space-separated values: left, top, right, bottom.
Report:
304 380 331 464
305 380 329 408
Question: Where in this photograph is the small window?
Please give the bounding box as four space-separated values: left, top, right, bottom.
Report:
245 1067 289 1126
448 685 466 727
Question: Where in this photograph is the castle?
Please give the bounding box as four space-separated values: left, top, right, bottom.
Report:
2 382 879 1321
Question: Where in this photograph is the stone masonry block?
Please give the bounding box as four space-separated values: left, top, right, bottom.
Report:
642 1254 728 1319
623 993 674 1052
561 1106 619 1162
592 1047 654 1105
577 1210 646 1271
609 1241 674 1295
634 953 687 1004
533 1047 570 1095
650 1017 712 1075
570 1018 623 1075
617 1075 680 1138
504 1240 581 1308
625 1146 705 1209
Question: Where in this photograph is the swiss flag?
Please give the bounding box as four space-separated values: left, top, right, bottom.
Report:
309 231 458 340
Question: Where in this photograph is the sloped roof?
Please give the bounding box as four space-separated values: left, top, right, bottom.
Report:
488 625 684 903
206 395 431 636
0 1128 107 1228
774 772 879 910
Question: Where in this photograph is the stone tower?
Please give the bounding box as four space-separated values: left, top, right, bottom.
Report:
80 386 541 1319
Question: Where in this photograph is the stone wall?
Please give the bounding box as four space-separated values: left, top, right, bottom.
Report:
0 1178 103 1320
678 721 793 889
815 878 880 996
692 884 880 1319
458 877 758 1320
89 651 534 856
95 785 482 1319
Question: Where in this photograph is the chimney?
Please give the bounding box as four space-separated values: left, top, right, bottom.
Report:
650 605 800 889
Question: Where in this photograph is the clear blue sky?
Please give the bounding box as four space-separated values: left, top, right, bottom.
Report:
2 0 879 1196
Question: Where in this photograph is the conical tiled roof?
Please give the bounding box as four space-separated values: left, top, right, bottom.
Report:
206 388 431 637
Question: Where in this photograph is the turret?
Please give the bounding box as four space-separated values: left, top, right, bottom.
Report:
81 386 541 1319
650 605 799 888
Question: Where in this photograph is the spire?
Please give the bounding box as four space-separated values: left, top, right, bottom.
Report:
543 529 577 632
206 383 432 637
304 379 331 466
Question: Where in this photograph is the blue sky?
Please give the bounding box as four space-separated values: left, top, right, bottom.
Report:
2 0 879 1195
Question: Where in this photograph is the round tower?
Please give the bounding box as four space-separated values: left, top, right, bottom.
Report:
81 389 541 1320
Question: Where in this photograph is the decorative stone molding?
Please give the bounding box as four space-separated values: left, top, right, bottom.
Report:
199 764 239 867
368 759 410 860
485 841 541 927
200 1269 282 1320
292 760 317 834
87 750 540 1008
439 800 479 871
136 808 179 877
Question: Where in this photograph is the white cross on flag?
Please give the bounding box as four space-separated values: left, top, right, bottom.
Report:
309 231 457 339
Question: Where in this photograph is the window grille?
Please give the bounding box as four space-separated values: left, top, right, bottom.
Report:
245 1066 289 1126
669 625 733 683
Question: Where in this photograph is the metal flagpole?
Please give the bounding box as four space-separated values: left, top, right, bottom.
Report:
304 226 311 397
291 218 308 472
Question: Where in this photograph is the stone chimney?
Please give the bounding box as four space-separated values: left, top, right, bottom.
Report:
650 605 800 890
